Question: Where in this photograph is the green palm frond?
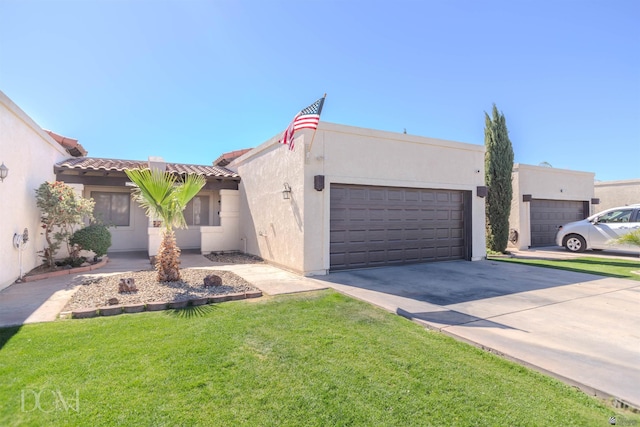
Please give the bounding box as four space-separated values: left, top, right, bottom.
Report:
171 173 207 229
124 168 205 230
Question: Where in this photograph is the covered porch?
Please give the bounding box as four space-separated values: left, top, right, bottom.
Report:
55 156 242 257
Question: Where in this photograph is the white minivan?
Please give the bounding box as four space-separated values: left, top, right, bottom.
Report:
556 204 640 253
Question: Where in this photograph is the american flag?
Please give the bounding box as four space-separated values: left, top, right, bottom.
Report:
279 96 325 151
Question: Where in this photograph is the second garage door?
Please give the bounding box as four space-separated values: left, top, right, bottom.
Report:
330 184 471 270
530 199 588 247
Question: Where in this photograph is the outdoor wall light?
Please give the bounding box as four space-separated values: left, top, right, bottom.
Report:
282 183 292 200
0 162 8 182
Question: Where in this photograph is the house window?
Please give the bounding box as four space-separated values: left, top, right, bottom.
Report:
92 192 130 227
185 196 210 226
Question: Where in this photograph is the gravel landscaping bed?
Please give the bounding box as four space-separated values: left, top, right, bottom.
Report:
64 269 258 311
204 252 263 264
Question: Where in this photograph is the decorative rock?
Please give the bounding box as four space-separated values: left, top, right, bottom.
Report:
203 274 223 287
99 306 123 316
72 308 98 319
107 297 119 305
146 302 168 311
245 290 263 299
190 297 209 306
169 300 189 309
118 278 138 293
64 269 259 313
123 304 146 313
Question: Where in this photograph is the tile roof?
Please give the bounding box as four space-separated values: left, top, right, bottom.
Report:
55 157 239 179
44 130 87 157
213 148 252 167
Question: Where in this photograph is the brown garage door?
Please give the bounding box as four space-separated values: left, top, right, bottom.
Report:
330 184 471 270
530 199 588 247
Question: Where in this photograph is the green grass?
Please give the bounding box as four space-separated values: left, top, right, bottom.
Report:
0 291 636 426
494 256 640 281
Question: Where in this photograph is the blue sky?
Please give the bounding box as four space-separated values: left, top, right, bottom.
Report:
1 0 638 181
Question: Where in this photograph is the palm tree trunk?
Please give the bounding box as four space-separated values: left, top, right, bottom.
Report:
156 229 181 282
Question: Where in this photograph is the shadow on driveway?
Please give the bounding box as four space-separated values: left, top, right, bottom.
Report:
319 260 604 306
396 307 527 331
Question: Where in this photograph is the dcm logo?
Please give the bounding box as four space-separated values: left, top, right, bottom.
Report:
20 388 80 413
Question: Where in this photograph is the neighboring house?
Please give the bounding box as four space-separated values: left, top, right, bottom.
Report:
508 163 596 250
594 179 640 211
229 122 487 276
54 157 241 256
0 91 86 291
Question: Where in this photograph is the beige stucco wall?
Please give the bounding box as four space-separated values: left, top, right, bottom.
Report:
200 189 241 253
233 122 486 275
82 185 148 252
234 133 307 272
0 91 70 290
509 163 595 250
594 179 640 211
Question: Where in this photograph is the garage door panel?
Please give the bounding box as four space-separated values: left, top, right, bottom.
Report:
348 188 367 200
368 189 385 201
436 209 451 220
405 190 420 202
530 199 587 247
387 189 404 201
436 192 451 202
330 184 469 270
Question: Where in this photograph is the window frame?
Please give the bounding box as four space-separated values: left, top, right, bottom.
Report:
91 191 132 227
184 195 210 226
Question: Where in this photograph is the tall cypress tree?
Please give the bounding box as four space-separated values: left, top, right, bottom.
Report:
484 104 514 253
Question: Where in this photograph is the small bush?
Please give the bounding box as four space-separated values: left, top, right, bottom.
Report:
71 224 112 258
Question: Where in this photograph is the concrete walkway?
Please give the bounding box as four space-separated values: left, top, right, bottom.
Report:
0 251 327 328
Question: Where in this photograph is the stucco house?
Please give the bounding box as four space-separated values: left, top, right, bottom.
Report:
508 163 597 250
229 122 487 275
54 123 488 277
594 179 640 211
2 92 490 286
0 91 87 291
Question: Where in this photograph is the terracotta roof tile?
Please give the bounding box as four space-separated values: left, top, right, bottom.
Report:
213 148 252 167
56 157 239 179
44 130 88 157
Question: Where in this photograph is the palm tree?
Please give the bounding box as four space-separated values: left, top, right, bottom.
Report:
125 168 206 282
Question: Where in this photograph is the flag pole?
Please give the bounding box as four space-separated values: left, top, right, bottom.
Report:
306 93 326 156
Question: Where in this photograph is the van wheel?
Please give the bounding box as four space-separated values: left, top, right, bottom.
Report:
565 235 586 253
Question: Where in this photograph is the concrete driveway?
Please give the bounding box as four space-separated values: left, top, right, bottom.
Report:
314 259 640 409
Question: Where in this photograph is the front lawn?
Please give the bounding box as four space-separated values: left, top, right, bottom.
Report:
0 291 635 426
494 256 640 281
